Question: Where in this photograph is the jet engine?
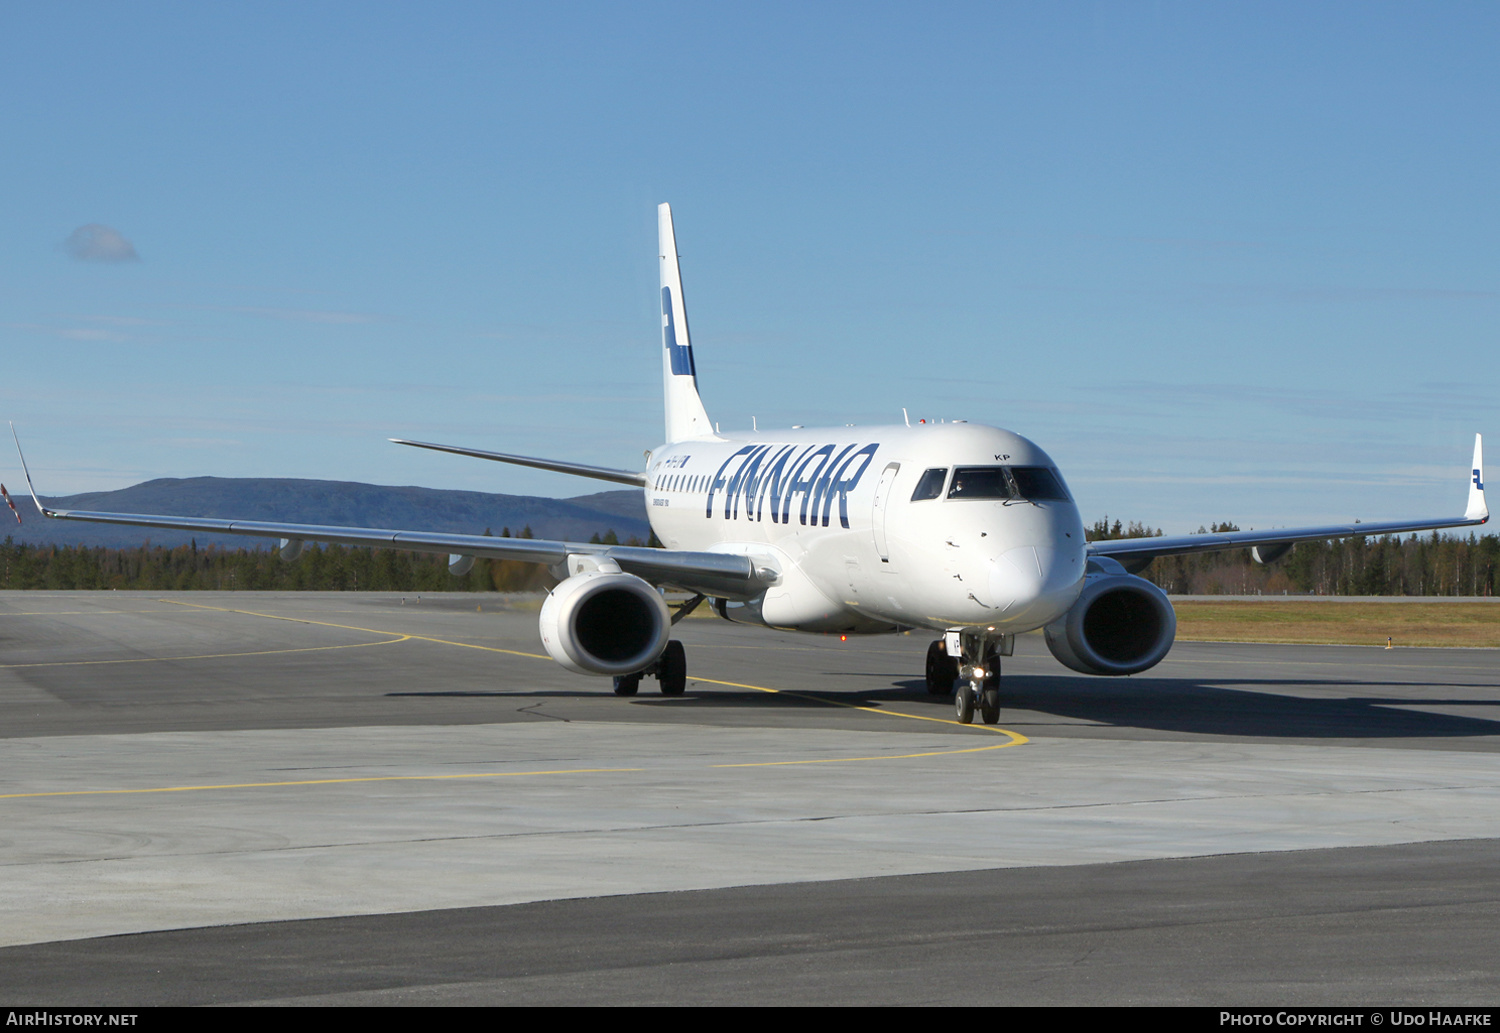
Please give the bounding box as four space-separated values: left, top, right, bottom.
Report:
1044 560 1176 676
538 570 671 676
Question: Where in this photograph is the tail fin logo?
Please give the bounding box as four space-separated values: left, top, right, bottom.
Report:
661 287 695 377
1476 469 1484 491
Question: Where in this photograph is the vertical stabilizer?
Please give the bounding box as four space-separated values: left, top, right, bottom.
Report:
659 203 713 443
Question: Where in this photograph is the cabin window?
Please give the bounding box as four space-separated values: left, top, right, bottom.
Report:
910 468 948 501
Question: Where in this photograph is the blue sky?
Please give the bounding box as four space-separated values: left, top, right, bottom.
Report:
2 2 1495 533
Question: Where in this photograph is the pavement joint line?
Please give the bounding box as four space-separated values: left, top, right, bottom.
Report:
0 610 185 617
0 636 410 669
0 740 1026 799
0 768 649 799
9 773 1498 823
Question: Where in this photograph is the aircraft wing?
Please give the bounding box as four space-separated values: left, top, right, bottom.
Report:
1090 435 1487 569
9 430 760 598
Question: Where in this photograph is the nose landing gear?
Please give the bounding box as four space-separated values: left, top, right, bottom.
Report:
933 629 1011 725
954 658 1001 724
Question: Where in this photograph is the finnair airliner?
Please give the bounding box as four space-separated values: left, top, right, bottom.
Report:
14 205 1488 725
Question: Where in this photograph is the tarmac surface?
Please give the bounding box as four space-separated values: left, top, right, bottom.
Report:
1 590 1497 1005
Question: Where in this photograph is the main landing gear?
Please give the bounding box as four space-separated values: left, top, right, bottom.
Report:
927 630 1009 726
925 640 959 695
613 640 688 697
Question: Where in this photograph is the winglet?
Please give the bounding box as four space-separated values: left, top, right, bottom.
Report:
8 423 53 517
1466 433 1487 522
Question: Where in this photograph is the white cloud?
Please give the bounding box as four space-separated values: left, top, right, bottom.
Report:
63 224 140 262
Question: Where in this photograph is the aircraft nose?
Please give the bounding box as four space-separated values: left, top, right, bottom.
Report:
989 546 1045 610
987 545 1076 618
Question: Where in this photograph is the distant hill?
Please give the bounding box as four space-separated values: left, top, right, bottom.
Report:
3 478 651 550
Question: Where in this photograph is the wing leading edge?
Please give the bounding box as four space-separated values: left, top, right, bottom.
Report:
1090 434 1487 569
10 428 759 598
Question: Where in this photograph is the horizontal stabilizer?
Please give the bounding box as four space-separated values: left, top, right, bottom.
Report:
391 438 646 487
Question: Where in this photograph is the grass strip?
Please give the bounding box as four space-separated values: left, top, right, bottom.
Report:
1172 601 1500 648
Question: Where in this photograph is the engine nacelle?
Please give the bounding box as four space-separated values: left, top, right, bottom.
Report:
1044 566 1176 676
538 571 671 676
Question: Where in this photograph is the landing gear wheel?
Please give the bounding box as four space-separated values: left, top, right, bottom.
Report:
612 673 640 696
954 683 975 724
925 640 957 695
656 640 687 696
980 656 1001 725
980 685 1001 725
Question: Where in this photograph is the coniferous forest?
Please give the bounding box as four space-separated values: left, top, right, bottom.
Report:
0 527 650 594
1 523 1495 596
1086 519 1498 596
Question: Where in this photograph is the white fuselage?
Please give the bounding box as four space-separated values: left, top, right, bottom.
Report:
644 422 1087 634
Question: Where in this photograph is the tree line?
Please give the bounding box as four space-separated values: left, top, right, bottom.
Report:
2 522 1493 595
1088 518 1499 596
0 526 652 593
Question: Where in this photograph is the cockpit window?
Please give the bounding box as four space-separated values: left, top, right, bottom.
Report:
1009 466 1070 501
947 467 1015 500
910 468 948 501
946 466 1071 502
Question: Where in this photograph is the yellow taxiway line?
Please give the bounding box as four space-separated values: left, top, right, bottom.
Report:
163 598 552 661
159 599 1027 741
0 598 1027 800
694 677 1027 744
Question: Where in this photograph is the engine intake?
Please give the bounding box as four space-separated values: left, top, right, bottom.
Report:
1044 568 1176 676
539 571 671 676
